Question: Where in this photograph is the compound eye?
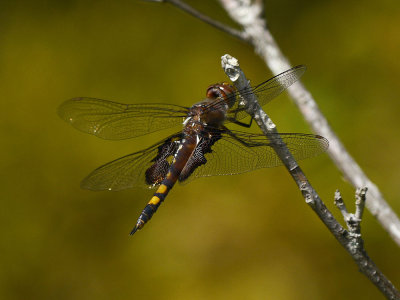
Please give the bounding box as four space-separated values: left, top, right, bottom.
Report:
206 87 221 99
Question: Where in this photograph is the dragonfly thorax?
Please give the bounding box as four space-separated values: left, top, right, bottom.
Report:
185 100 227 133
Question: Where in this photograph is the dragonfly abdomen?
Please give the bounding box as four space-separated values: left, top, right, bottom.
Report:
130 182 172 235
130 136 197 235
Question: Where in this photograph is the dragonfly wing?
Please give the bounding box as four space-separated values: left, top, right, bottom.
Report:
227 65 307 121
179 130 328 183
58 97 188 140
81 133 182 191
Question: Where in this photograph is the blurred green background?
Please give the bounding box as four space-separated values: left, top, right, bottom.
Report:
1 0 400 299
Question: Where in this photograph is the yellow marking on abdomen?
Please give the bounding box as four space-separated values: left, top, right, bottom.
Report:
149 196 161 205
157 184 168 194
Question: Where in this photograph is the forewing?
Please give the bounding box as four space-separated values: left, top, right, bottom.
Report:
81 133 182 191
227 65 307 121
180 130 328 183
58 97 188 140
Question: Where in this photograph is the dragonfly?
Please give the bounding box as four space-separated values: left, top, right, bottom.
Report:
58 65 328 235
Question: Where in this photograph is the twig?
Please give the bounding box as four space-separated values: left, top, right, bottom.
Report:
222 54 400 300
333 187 399 299
355 187 367 221
145 0 400 249
218 0 400 247
144 0 249 41
334 188 367 243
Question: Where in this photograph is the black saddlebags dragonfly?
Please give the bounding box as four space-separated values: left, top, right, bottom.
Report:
58 65 328 235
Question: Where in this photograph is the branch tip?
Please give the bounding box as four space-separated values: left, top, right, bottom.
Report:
355 187 368 221
221 54 241 82
334 189 350 220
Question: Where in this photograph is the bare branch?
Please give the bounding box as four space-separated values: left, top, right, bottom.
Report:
215 0 400 248
144 0 400 245
144 0 249 41
222 54 400 300
141 0 400 296
355 187 367 221
334 189 350 220
335 188 367 236
150 0 400 248
333 187 399 299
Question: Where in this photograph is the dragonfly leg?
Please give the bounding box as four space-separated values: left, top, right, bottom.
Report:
221 125 263 148
226 117 253 128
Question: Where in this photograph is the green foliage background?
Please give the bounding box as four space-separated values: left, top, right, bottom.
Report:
1 0 400 299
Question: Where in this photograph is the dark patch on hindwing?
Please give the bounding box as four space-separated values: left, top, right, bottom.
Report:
145 134 182 185
179 130 223 182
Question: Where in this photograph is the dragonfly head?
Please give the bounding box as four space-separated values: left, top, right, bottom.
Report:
206 82 236 108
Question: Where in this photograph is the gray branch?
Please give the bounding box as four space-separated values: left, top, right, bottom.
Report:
333 187 399 299
148 0 400 249
144 0 249 41
142 0 400 296
222 54 400 300
334 188 368 238
218 0 400 247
